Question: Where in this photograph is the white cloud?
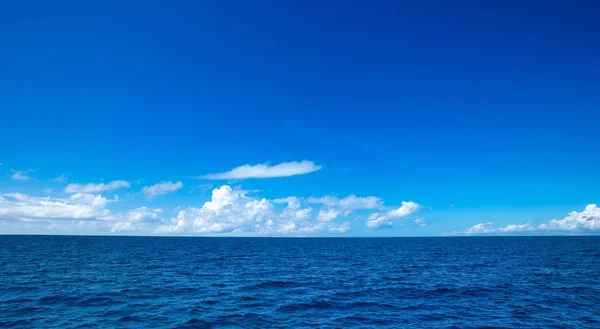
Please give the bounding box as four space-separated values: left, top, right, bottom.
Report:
308 194 382 220
464 222 496 235
69 193 116 208
308 195 381 211
141 181 183 199
293 208 313 220
127 207 163 221
458 204 600 235
154 185 349 235
272 196 301 209
366 213 391 228
499 223 534 233
0 192 115 220
111 222 133 233
415 217 427 227
199 160 321 180
328 222 351 233
539 204 599 231
388 201 421 218
364 201 421 229
317 209 339 222
65 180 130 193
155 185 273 234
11 169 34 181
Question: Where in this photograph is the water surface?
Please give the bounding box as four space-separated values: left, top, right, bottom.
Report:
1 236 599 328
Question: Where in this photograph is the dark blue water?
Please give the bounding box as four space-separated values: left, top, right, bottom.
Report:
1 236 599 328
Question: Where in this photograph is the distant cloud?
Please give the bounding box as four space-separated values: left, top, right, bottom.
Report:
308 195 381 214
127 207 163 221
366 214 391 228
317 209 339 222
415 217 427 227
65 180 130 193
199 160 321 180
388 201 421 218
465 222 496 235
460 204 600 235
499 223 534 233
54 174 67 182
366 201 422 229
0 192 115 220
142 181 183 199
539 204 599 231
111 222 133 233
11 169 34 181
155 185 347 235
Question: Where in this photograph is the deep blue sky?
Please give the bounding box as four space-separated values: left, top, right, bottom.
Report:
1 1 599 236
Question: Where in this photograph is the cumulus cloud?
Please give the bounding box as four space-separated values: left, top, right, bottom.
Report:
539 204 599 231
0 192 115 220
127 207 163 221
459 204 600 235
465 222 496 235
388 201 421 218
328 222 351 233
155 185 273 234
155 185 348 235
364 201 421 229
199 160 321 180
499 223 534 233
272 197 301 209
317 209 339 222
415 218 427 227
11 169 34 181
142 181 183 199
366 213 391 228
65 180 130 193
111 222 133 233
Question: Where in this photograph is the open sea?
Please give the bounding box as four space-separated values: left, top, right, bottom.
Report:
1 236 599 328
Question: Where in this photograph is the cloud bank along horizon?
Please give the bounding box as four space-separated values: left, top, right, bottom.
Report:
1 160 598 236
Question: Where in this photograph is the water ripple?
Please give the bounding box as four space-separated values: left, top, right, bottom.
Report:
1 236 599 328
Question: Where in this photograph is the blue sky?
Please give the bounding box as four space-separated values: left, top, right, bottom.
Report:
1 1 599 236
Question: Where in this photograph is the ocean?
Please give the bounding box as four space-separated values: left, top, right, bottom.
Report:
1 236 599 328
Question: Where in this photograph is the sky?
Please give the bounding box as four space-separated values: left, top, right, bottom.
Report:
1 1 599 236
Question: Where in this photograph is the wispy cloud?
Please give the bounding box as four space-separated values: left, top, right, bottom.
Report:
415 218 427 227
65 180 131 193
199 161 322 180
11 169 34 181
142 181 183 199
54 174 67 182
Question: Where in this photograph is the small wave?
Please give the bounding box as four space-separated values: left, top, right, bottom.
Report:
247 280 302 289
118 315 145 323
278 300 335 312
